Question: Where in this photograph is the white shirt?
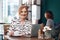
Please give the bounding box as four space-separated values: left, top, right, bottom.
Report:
8 17 32 36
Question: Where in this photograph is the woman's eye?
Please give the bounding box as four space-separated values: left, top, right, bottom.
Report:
24 11 27 13
21 11 23 13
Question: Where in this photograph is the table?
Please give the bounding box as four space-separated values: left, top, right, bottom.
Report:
4 35 39 40
4 35 55 40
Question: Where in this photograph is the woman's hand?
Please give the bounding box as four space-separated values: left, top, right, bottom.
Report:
9 31 14 36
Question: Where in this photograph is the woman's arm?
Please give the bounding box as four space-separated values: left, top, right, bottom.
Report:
7 18 16 36
7 25 14 36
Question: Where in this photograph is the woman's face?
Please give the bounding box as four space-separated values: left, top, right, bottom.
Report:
19 8 28 19
44 13 48 19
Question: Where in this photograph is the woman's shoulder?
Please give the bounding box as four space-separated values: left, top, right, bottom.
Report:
47 19 54 22
12 16 19 20
46 19 54 25
11 16 19 22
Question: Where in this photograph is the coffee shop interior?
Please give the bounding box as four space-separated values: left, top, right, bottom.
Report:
0 0 60 40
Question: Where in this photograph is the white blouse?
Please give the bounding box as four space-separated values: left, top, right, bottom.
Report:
7 17 32 36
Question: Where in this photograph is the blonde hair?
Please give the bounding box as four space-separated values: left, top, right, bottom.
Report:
18 5 28 14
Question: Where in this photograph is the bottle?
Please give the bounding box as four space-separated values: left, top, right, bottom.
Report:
38 29 44 39
38 23 44 39
38 29 41 39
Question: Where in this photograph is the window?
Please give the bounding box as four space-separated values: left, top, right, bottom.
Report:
0 0 41 24
0 0 3 23
2 0 31 23
3 0 19 23
32 0 41 24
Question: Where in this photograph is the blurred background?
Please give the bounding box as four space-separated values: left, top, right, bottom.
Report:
0 0 60 40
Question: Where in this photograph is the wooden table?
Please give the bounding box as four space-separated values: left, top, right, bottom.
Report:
4 35 55 40
4 35 39 40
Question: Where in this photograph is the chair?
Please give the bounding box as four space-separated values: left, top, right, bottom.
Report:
4 24 10 35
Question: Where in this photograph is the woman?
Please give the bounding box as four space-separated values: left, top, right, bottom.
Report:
44 11 54 40
7 5 32 37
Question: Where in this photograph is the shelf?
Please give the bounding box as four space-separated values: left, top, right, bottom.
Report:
32 4 40 6
26 4 41 6
0 23 10 24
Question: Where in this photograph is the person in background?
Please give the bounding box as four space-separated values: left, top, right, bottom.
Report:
7 5 32 37
44 10 54 40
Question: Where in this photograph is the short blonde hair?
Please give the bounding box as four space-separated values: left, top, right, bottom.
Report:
18 5 28 14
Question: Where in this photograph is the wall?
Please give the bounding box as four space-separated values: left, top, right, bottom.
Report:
41 0 60 23
41 0 47 24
